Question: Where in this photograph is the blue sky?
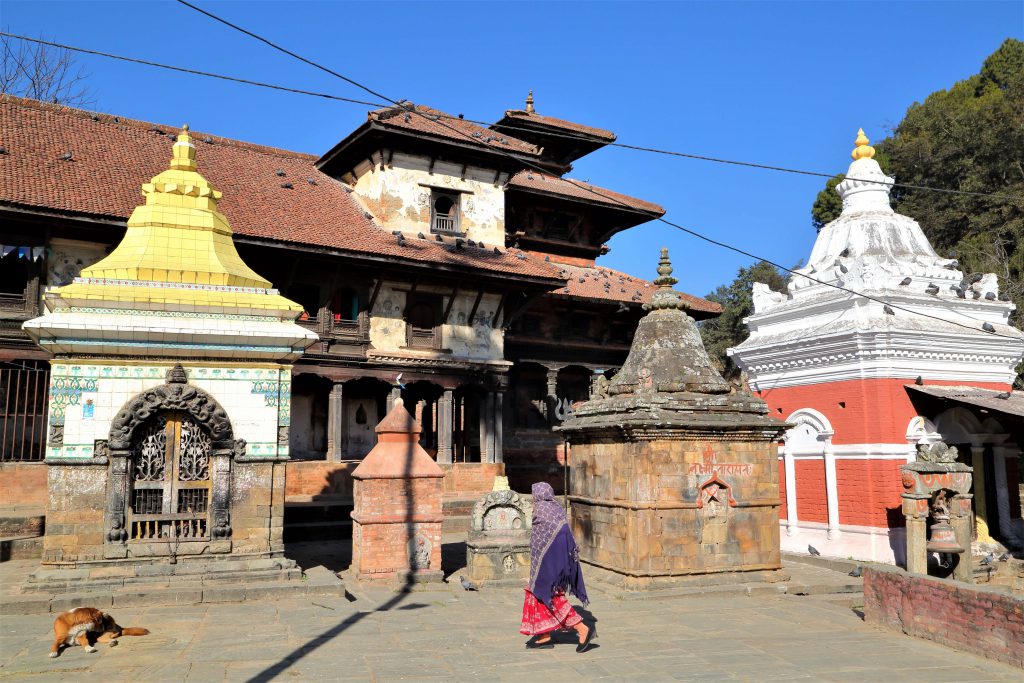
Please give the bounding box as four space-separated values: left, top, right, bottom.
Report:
4 1 1021 297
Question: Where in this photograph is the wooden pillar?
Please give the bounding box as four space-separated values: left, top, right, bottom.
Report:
479 392 493 463
493 390 504 465
437 390 453 464
327 382 345 462
545 367 559 426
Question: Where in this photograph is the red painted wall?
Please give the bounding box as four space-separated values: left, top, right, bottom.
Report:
758 378 1010 445
835 459 905 527
794 458 827 523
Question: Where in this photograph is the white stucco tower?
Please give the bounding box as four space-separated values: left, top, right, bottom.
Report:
730 130 1024 563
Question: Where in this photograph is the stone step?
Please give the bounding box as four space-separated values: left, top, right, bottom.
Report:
0 536 43 562
1 566 347 616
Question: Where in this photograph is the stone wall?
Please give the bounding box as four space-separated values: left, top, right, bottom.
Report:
863 565 1024 669
570 439 781 581
0 463 47 508
41 464 106 563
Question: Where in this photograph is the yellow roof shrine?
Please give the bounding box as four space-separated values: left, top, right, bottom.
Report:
51 126 301 313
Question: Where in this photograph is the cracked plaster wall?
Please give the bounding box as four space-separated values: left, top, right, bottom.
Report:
352 151 507 246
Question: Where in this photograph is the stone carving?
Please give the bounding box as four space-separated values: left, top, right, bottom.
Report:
48 423 64 447
108 364 233 450
917 441 958 464
277 426 289 446
93 439 109 459
411 533 432 570
231 439 248 459
467 486 533 583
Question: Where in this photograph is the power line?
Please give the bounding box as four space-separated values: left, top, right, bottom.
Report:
170 1 1024 342
4 30 1020 204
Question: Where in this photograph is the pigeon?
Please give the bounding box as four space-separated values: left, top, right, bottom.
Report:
459 575 479 591
808 545 821 556
280 182 293 189
982 322 996 333
899 277 912 286
954 287 966 299
306 177 317 185
394 373 406 390
275 169 286 177
839 248 850 258
435 234 444 242
616 303 629 314
915 376 924 386
59 151 74 161
925 284 939 295
848 566 863 578
455 239 464 249
883 305 895 315
417 232 426 240
493 247 501 255
998 553 1011 562
996 391 1011 400
515 252 527 260
984 291 996 300
980 552 994 566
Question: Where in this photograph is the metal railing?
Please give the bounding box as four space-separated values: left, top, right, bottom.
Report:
0 361 49 462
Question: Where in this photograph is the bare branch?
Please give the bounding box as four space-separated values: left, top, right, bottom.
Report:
0 31 94 107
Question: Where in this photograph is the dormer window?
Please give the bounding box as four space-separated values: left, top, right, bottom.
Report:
431 192 461 235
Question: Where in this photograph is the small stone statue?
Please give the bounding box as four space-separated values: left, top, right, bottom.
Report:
916 441 958 464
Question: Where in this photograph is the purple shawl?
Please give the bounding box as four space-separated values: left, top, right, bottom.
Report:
528 482 588 609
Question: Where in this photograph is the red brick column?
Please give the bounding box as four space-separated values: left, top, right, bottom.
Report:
350 399 445 583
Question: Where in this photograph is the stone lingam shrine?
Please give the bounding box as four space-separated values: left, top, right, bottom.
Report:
558 249 789 590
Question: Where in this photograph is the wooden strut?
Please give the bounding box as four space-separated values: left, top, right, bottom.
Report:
467 289 484 325
367 277 384 314
442 285 460 323
490 291 507 327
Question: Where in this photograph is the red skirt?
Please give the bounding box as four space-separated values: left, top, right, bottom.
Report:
520 589 582 635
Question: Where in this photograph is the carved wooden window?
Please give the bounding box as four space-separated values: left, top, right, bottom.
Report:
128 411 211 542
430 192 461 235
405 296 442 349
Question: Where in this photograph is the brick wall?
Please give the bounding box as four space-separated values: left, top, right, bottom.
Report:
439 463 504 495
285 461 356 501
0 462 48 508
835 459 904 527
759 378 1010 445
794 458 827 523
863 566 1023 669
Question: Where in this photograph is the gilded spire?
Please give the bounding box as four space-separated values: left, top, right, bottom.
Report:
525 89 535 114
851 128 875 161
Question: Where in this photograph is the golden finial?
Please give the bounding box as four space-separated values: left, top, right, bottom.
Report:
851 128 875 160
170 123 196 171
525 89 535 114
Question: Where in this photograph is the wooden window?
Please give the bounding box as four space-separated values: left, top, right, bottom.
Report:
430 192 461 235
405 295 442 349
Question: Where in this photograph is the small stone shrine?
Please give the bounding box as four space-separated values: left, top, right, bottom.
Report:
350 399 445 583
900 442 974 582
466 476 533 583
558 249 789 590
21 125 316 589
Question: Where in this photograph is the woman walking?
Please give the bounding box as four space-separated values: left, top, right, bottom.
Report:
521 482 595 653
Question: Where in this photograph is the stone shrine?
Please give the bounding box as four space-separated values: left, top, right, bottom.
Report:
350 399 444 583
465 478 533 583
900 442 974 582
21 126 316 588
558 249 789 589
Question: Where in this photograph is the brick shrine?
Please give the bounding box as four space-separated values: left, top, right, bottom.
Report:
558 249 789 590
350 399 444 583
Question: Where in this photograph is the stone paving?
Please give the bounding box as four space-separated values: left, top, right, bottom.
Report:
1 577 1020 682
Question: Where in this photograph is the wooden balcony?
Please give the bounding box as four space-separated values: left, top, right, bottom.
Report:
299 308 371 358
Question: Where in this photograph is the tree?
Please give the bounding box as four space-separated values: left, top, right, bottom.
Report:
0 32 94 106
699 260 788 383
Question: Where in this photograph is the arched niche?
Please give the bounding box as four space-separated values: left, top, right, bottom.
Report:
783 408 834 452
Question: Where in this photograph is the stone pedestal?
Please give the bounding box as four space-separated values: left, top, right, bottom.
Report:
350 399 444 584
900 445 973 582
466 485 532 584
558 249 789 591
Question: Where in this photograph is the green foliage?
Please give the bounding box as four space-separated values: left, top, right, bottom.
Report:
811 174 844 232
699 260 788 382
809 38 1024 341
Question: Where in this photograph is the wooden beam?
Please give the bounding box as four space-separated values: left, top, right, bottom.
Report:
460 163 468 181
442 284 460 323
428 157 436 175
386 149 394 167
566 215 585 241
467 288 484 325
491 291 507 326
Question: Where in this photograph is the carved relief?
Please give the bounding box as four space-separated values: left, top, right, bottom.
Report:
411 533 431 570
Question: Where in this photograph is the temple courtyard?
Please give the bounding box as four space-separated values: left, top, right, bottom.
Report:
0 548 1019 683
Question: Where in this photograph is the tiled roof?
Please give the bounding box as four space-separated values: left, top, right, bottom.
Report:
549 263 721 315
500 109 616 141
369 103 540 156
507 171 665 216
0 96 559 281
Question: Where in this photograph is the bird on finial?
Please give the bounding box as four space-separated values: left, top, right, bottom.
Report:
525 89 535 114
851 128 875 160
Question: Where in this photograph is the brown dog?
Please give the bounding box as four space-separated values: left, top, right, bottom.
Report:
49 607 149 658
